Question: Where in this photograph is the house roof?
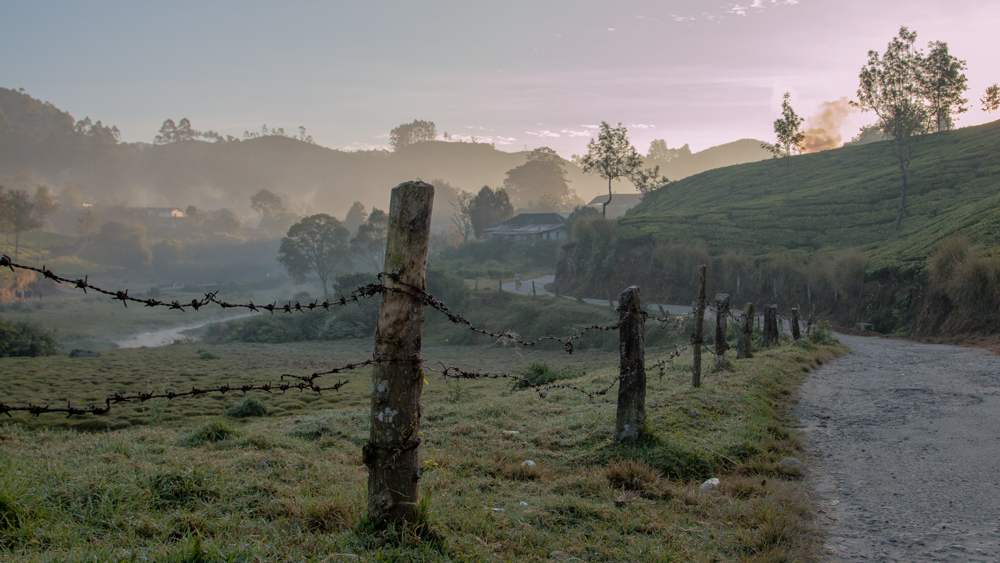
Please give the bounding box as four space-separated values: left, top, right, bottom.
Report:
587 193 643 206
485 213 566 236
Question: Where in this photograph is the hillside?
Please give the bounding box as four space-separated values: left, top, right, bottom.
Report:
0 88 769 226
621 119 1000 276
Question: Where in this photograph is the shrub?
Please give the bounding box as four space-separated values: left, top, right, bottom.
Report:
808 321 837 345
225 397 268 418
510 362 583 390
0 316 59 357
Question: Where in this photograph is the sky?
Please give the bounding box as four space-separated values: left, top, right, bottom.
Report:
3 0 999 157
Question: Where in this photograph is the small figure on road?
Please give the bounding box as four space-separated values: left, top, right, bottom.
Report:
515 271 522 291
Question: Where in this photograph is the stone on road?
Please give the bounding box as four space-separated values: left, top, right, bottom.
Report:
799 334 1000 562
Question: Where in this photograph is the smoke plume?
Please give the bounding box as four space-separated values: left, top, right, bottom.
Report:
800 97 857 153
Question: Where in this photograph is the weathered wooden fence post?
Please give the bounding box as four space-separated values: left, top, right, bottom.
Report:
791 307 801 340
615 286 645 442
531 280 536 296
762 304 779 347
714 293 730 370
364 181 433 525
737 302 755 359
692 264 707 388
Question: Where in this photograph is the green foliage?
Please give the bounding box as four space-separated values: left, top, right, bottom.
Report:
468 186 513 239
225 397 268 418
81 220 152 269
433 239 558 279
807 321 837 345
510 362 584 390
278 214 352 298
183 420 237 446
0 316 58 357
502 147 571 209
390 119 436 151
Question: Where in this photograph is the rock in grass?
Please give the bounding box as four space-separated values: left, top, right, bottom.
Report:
780 457 808 472
521 460 536 468
699 477 720 492
69 349 99 358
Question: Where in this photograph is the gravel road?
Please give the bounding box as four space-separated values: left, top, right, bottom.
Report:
799 334 1000 562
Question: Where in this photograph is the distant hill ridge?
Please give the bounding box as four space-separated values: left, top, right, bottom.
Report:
623 119 1000 275
0 87 771 227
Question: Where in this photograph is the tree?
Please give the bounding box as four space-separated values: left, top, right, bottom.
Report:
761 92 806 198
350 208 389 271
33 185 59 256
278 214 353 299
343 201 367 234
852 27 931 231
921 41 968 134
82 221 151 269
982 84 1000 113
0 188 11 253
153 119 177 144
389 119 437 151
154 118 200 144
8 190 38 261
468 186 513 239
76 207 100 242
250 189 285 221
581 122 664 217
502 147 572 209
450 190 474 243
646 139 691 162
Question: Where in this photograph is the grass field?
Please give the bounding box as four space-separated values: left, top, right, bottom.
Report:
623 119 1000 276
0 328 845 561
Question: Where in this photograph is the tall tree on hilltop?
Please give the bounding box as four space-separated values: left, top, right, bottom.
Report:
468 186 513 239
389 119 437 151
278 214 352 299
852 26 931 231
981 84 1000 113
761 92 806 199
33 185 59 256
921 41 968 134
581 122 666 217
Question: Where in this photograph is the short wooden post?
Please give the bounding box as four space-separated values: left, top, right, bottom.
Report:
692 265 707 388
498 278 502 292
615 286 645 442
762 304 779 348
714 293 730 370
363 181 433 525
791 307 801 340
737 302 755 359
531 280 536 296
658 304 666 317
474 279 478 291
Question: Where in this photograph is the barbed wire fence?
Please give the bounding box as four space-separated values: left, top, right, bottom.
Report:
0 180 803 525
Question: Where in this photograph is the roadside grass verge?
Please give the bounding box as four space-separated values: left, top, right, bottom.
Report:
0 338 845 561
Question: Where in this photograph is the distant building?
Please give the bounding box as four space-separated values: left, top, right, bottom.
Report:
121 207 187 230
587 193 643 219
485 213 568 243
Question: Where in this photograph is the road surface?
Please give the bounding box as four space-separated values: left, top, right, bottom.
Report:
799 334 1000 562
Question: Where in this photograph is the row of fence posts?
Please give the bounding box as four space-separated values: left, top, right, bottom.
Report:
365 181 804 524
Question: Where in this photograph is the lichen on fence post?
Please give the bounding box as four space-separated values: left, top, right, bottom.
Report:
363 180 433 525
615 286 645 442
791 307 801 340
714 293 730 370
737 302 755 359
692 264 707 388
763 304 779 347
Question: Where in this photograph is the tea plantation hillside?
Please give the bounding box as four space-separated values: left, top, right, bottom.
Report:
622 119 1000 276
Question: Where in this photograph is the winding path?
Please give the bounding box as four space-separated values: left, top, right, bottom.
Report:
799 334 1000 562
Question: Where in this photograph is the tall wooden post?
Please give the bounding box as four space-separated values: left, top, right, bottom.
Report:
763 304 779 348
363 181 433 524
692 265 707 388
615 286 645 442
714 293 730 370
737 302 755 359
791 307 801 340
